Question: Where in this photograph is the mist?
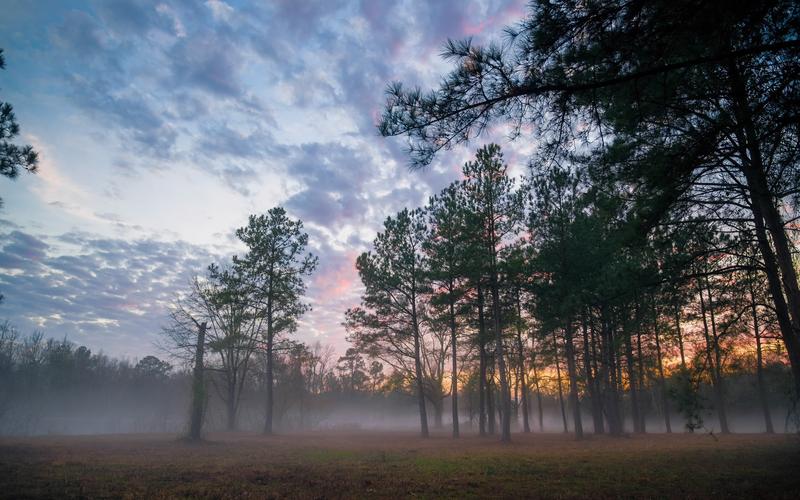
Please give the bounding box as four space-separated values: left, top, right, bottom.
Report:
1 329 795 437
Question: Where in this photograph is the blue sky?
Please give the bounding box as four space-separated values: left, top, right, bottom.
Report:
0 0 527 360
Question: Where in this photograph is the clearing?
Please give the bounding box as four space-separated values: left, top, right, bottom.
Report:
1 431 798 498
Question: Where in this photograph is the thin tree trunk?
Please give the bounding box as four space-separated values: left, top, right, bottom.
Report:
530 340 544 432
652 302 671 433
564 318 583 439
674 303 687 369
750 286 775 434
226 380 237 431
188 322 207 441
449 297 460 438
487 360 496 435
698 280 730 434
489 266 512 442
705 278 729 435
513 367 520 423
583 312 604 434
553 333 569 433
412 311 429 438
515 294 530 433
263 285 276 435
478 285 487 436
603 308 623 436
264 330 274 434
623 314 642 434
636 328 647 433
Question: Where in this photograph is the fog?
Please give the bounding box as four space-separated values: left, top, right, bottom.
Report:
1 333 794 436
2 392 794 437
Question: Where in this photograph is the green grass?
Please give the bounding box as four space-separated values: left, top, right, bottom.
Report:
1 431 798 498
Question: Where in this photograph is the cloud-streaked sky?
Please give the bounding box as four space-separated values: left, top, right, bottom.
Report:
0 0 527 360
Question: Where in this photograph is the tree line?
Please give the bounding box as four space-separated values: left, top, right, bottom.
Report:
347 142 796 440
367 0 800 440
0 320 419 435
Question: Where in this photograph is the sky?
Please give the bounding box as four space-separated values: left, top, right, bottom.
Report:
0 0 529 361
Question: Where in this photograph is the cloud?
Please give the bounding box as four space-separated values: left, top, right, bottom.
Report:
167 32 244 98
2 0 532 357
0 229 216 357
205 0 234 23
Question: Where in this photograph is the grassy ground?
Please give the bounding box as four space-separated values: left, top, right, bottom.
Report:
1 430 798 498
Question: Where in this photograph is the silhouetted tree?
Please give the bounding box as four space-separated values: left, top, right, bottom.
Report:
379 0 800 397
0 49 38 197
346 208 432 437
460 144 523 442
234 207 317 434
424 184 469 437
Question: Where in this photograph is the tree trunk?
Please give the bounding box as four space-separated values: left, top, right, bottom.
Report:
698 281 729 434
603 308 623 436
264 331 274 434
653 303 671 433
487 360 496 435
450 299 460 438
433 396 444 429
564 318 583 439
728 61 800 397
530 342 544 432
623 315 642 434
515 295 530 433
412 314 429 438
188 322 207 441
478 285 487 436
636 328 647 433
705 279 729 435
583 312 604 434
489 268 512 442
750 287 775 434
674 303 687 369
751 201 800 394
226 381 237 431
553 333 569 433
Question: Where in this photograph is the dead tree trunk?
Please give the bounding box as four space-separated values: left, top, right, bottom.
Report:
188 322 207 441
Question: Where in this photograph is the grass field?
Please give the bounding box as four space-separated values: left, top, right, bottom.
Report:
1 430 799 498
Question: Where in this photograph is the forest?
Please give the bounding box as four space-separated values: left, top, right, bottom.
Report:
1 0 800 497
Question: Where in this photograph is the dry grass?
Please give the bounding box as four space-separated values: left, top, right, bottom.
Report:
1 430 798 498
